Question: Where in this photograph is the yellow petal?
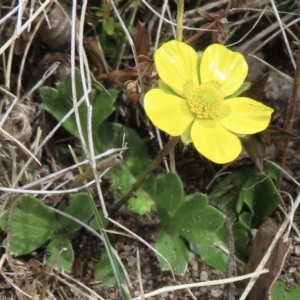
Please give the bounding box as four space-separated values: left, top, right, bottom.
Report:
155 40 199 97
144 89 194 136
220 98 273 134
191 119 241 163
200 44 248 97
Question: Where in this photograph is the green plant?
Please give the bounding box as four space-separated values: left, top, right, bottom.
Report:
0 194 95 271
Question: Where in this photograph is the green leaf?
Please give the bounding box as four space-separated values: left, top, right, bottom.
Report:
233 169 261 213
264 160 281 181
0 195 60 256
240 173 280 227
191 222 250 274
155 230 189 275
211 169 254 205
169 193 225 245
129 196 153 216
105 17 115 35
216 222 250 262
94 122 155 214
272 280 300 300
239 211 252 231
57 193 93 232
190 244 228 274
39 69 117 138
94 250 122 287
154 172 183 221
44 236 74 271
90 208 110 230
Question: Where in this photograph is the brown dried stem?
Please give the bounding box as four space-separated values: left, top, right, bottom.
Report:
70 154 123 189
184 0 236 44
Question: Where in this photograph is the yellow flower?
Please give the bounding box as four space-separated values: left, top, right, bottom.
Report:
144 40 274 164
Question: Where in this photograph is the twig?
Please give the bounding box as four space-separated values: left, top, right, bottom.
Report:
0 0 53 56
108 0 143 93
213 204 237 300
176 0 184 41
78 0 111 218
0 5 19 26
0 127 41 166
0 148 125 201
0 180 104 195
54 272 103 300
136 248 145 299
184 0 230 18
16 13 45 97
108 217 175 280
141 0 215 32
0 254 33 299
10 93 90 189
270 0 296 69
61 271 105 300
223 218 236 299
48 206 104 241
237 13 294 53
26 61 61 98
252 17 300 55
70 154 123 188
16 0 27 36
184 0 235 44
152 1 171 173
226 6 267 47
154 0 169 49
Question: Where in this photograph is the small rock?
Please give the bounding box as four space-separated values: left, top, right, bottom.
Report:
126 256 137 266
211 288 223 298
294 245 300 256
200 271 208 281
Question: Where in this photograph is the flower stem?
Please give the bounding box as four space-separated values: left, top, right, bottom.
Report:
176 0 184 42
166 0 184 173
114 137 181 211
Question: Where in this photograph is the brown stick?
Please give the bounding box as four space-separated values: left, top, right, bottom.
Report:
70 154 123 189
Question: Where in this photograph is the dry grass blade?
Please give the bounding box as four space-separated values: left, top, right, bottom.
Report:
0 127 41 166
0 254 33 299
132 269 269 300
108 217 175 280
61 271 106 300
270 0 295 68
0 0 53 56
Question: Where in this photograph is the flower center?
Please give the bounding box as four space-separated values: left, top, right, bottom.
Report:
186 83 224 119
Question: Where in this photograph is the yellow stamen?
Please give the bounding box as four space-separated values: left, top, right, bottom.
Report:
186 83 224 119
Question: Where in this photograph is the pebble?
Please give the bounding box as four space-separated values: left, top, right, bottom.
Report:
294 245 300 256
126 256 137 266
200 270 208 281
211 288 223 298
